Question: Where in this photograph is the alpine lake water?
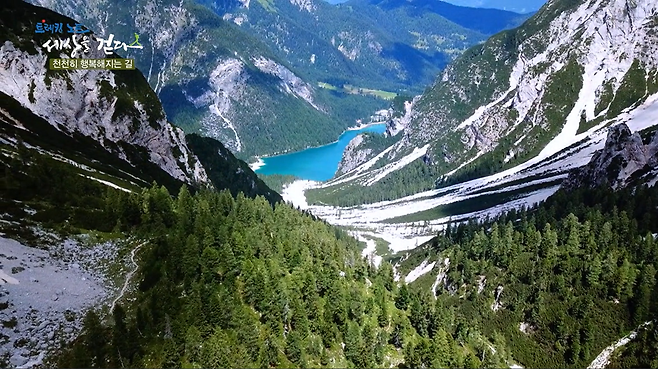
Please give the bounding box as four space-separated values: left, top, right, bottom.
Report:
255 123 387 181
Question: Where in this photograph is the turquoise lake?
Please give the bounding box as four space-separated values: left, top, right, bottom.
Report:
255 123 387 181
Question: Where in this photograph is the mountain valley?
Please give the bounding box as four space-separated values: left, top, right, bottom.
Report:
24 0 527 160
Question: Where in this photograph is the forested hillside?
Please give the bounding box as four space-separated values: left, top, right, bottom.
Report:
46 182 502 368
4 84 658 369
1 144 509 369
398 185 658 368
3 1 658 368
11 124 654 368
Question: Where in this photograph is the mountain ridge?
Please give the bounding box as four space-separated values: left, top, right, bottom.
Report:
441 0 547 13
0 0 282 202
356 0 530 35
312 0 657 208
26 0 354 158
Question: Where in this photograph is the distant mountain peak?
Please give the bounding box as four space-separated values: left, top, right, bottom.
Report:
290 0 317 11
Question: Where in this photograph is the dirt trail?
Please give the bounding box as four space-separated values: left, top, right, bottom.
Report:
110 241 146 312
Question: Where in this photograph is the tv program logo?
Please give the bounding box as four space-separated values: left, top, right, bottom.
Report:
37 20 144 70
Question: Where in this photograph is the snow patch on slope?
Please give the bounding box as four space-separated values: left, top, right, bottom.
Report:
364 144 430 186
80 174 132 193
352 233 382 268
326 144 397 187
431 258 450 298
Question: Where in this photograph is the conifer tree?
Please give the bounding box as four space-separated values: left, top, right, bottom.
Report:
396 283 410 310
633 264 656 324
83 309 106 367
111 304 129 366
285 330 306 367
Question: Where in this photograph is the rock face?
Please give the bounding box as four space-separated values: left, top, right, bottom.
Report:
186 58 249 153
336 135 372 176
0 40 209 187
252 57 319 110
386 97 420 137
563 123 658 190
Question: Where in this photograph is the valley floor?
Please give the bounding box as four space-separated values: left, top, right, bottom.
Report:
283 92 658 267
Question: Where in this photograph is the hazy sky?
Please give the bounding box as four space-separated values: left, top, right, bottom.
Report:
324 0 548 13
441 0 547 13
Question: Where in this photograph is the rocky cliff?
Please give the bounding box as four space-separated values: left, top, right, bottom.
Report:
354 0 654 177
0 0 281 202
0 36 209 187
336 135 372 176
563 123 658 190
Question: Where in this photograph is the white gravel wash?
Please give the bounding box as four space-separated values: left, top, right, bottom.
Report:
281 180 319 209
405 259 436 284
587 321 654 369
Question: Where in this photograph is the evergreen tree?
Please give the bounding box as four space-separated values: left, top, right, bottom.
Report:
259 334 285 368
464 351 481 369
586 255 602 288
616 258 638 301
409 294 429 337
389 314 405 349
111 304 129 367
201 329 232 369
184 326 203 365
83 309 106 367
285 330 306 367
175 185 195 233
344 321 363 367
396 283 411 310
377 285 390 328
431 328 451 368
632 264 656 325
378 262 396 292
161 339 181 369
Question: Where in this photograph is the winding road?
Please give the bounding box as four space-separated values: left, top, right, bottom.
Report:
111 241 146 312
